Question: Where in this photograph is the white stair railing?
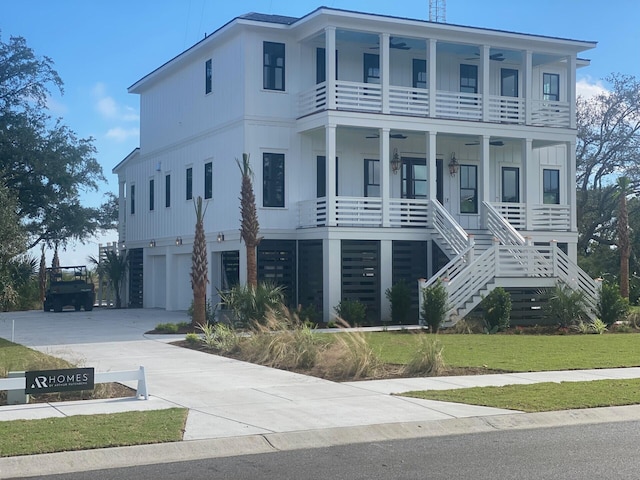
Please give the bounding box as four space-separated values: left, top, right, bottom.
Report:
429 199 469 256
484 201 526 246
553 245 600 316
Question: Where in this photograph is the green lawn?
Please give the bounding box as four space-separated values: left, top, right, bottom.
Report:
0 338 74 376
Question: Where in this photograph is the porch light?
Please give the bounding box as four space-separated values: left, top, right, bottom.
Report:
175 236 183 246
391 148 401 174
217 232 225 243
448 153 459 176
149 239 156 248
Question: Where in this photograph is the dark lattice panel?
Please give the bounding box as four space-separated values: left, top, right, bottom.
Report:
341 240 380 324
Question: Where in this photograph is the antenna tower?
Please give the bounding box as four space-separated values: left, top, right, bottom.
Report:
429 0 446 22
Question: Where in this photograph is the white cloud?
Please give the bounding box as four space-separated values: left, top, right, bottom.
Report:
106 127 139 142
92 82 138 122
577 77 608 99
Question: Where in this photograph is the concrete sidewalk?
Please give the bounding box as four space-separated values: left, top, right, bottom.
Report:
3 309 640 478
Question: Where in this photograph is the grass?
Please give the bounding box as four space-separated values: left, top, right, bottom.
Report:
402 379 640 413
0 338 74 377
0 408 188 457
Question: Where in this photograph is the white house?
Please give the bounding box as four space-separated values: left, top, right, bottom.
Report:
113 7 598 324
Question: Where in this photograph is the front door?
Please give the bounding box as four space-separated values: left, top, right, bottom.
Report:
401 157 427 199
501 167 520 203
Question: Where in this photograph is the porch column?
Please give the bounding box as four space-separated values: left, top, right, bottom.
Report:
522 138 534 231
381 128 391 227
481 135 491 227
323 238 342 323
567 55 577 129
238 241 248 286
523 50 533 125
380 240 393 322
326 124 337 226
118 179 126 246
326 27 336 110
567 140 577 232
165 250 174 310
480 45 490 122
427 131 437 201
381 33 390 114
428 38 437 118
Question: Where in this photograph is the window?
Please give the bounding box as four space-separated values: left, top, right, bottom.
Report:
543 73 560 101
364 159 380 197
204 162 212 199
165 174 171 208
130 184 136 214
205 59 212 94
316 156 338 198
263 42 285 91
413 59 427 89
502 167 519 203
401 157 427 199
460 165 478 214
543 169 560 204
501 69 518 97
263 153 285 207
149 179 155 211
186 167 193 200
460 64 478 94
316 48 338 84
363 53 380 84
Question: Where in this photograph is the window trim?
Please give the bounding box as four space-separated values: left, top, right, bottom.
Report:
459 164 478 214
501 166 520 203
263 41 285 91
204 162 213 200
543 168 560 205
130 184 136 215
186 167 193 201
263 152 285 208
364 159 380 197
412 58 427 89
205 58 212 95
165 173 171 208
363 53 380 84
500 68 519 98
460 64 478 94
149 178 155 211
543 72 560 101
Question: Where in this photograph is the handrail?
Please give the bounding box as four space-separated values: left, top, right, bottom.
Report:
421 245 473 291
484 201 526 246
553 246 599 315
429 199 469 256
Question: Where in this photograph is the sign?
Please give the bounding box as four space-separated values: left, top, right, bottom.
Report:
25 368 95 394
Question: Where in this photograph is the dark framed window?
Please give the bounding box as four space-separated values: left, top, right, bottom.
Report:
149 179 155 211
501 68 518 97
263 42 285 91
316 156 338 198
205 59 212 94
460 64 478 94
363 53 380 84
501 167 519 203
413 59 427 89
543 169 560 204
130 184 135 214
460 165 478 214
204 162 212 199
165 174 171 208
186 167 193 200
543 73 560 101
401 157 427 199
263 153 285 207
364 159 380 197
316 48 338 84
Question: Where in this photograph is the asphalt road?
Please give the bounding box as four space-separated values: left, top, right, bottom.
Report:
15 421 640 480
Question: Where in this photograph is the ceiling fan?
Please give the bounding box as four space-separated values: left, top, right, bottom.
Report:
370 37 410 50
465 140 505 146
366 133 407 139
465 52 505 62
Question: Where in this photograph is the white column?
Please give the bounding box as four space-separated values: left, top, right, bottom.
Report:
480 45 490 122
427 131 437 201
326 124 337 226
522 138 534 231
380 240 393 322
165 250 174 310
381 33 390 114
238 242 248 286
567 55 577 129
381 128 391 227
326 27 336 110
524 50 533 125
567 140 577 232
118 179 126 246
481 135 491 227
428 39 437 118
323 238 342 323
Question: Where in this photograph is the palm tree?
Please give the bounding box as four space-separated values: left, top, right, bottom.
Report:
237 153 261 288
89 250 128 308
615 176 632 299
190 196 208 327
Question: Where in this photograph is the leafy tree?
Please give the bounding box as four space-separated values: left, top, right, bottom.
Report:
237 153 261 288
88 250 128 309
615 176 632 298
481 287 512 332
597 280 629 327
190 196 208 327
385 280 411 324
421 279 449 333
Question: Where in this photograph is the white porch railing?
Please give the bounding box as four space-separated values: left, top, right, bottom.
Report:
298 82 327 117
435 91 482 120
531 100 571 127
335 197 382 226
388 198 430 227
389 86 429 116
487 95 525 124
491 202 571 231
335 80 381 112
298 198 327 228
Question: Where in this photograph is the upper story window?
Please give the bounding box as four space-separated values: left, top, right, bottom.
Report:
263 42 285 91
165 174 171 208
205 59 212 94
543 169 560 204
149 178 155 211
543 73 560 101
263 153 285 207
413 59 427 89
501 69 518 97
186 167 193 200
364 159 380 197
130 184 136 214
316 48 338 84
460 165 478 214
460 64 478 94
363 53 380 84
204 162 213 199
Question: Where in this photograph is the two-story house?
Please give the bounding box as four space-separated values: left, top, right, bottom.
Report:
113 7 598 324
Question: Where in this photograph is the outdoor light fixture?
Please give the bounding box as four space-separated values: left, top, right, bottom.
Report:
391 148 401 174
149 239 156 248
175 236 182 246
120 240 126 250
448 152 459 176
217 232 225 243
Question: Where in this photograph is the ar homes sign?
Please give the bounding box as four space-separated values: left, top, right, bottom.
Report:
25 368 95 394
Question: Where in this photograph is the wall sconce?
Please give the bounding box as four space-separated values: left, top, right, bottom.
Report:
120 241 126 250
448 152 459 176
175 236 182 246
217 232 225 243
391 148 401 175
149 239 156 248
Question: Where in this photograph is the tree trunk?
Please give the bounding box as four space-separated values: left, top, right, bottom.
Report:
247 245 257 288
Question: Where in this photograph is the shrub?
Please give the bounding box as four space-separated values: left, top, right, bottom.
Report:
591 318 608 334
296 304 320 325
218 282 286 326
421 279 448 333
185 333 199 344
334 299 366 326
198 322 239 352
403 335 445 376
481 287 512 332
155 323 179 334
544 282 588 327
385 280 411 324
597 281 629 327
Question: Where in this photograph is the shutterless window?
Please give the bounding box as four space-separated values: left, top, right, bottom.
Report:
501 69 518 97
543 73 560 101
502 167 519 203
543 169 560 204
130 184 136 214
263 153 285 207
205 59 212 94
363 53 380 84
165 174 171 208
413 59 427 89
186 167 193 200
364 159 380 197
316 48 338 84
204 162 213 199
263 42 285 91
460 64 478 94
460 165 478 214
149 179 155 211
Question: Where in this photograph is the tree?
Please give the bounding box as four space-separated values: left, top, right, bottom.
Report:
237 153 261 288
89 250 128 309
190 196 208 327
615 176 632 299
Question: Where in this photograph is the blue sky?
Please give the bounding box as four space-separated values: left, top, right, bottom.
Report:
2 0 637 264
